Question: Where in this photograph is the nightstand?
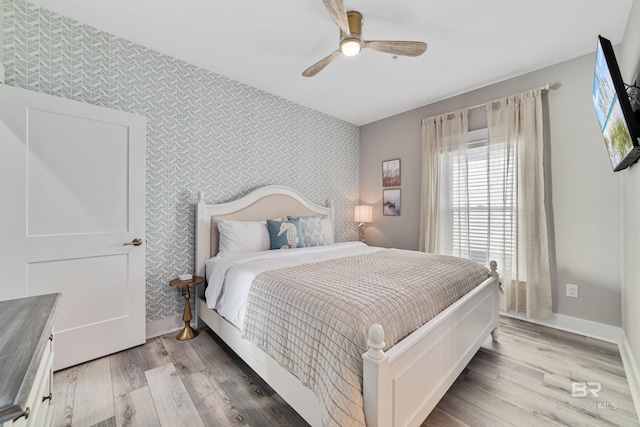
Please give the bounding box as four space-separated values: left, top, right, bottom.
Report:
169 276 204 341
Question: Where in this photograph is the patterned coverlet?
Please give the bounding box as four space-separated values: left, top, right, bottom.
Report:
243 249 490 427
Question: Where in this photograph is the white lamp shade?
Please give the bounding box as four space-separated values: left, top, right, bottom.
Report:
354 205 373 223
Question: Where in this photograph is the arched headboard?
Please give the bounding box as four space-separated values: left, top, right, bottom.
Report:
195 185 334 281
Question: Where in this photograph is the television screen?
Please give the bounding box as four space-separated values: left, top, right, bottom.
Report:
592 35 640 171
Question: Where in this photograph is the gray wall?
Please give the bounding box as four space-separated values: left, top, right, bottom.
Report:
2 0 360 324
620 0 640 383
361 49 624 327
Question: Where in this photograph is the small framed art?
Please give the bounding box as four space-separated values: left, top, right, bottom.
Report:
382 159 401 187
382 189 401 216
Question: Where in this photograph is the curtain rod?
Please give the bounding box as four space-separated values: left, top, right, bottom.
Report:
466 83 552 111
420 83 552 124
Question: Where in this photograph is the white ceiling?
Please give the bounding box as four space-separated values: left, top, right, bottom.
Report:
26 0 633 125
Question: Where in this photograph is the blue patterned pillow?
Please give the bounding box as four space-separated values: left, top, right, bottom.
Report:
288 215 327 247
266 218 305 249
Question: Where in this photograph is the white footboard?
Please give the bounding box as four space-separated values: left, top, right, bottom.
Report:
362 263 500 427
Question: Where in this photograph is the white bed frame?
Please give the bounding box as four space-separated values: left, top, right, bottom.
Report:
195 185 500 427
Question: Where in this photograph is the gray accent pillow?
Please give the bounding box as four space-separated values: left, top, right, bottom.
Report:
288 215 327 247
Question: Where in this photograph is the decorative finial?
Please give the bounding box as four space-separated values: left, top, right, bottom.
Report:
367 324 385 360
489 260 498 276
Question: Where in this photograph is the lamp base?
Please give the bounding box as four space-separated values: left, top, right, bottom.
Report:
358 223 366 244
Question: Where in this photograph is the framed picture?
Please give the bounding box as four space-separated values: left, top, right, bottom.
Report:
382 158 401 187
383 189 401 216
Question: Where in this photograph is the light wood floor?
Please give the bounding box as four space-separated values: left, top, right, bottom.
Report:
51 316 639 426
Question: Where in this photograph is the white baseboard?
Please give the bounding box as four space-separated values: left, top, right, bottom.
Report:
500 311 622 344
620 330 640 422
146 315 195 339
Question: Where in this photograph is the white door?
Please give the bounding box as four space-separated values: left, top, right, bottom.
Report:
0 84 146 370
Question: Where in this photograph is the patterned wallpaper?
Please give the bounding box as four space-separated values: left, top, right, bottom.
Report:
2 0 360 323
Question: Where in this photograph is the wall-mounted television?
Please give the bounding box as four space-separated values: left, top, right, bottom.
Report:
592 35 640 172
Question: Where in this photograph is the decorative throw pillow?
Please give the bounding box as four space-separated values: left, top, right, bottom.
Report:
288 215 327 247
267 218 305 249
321 217 335 244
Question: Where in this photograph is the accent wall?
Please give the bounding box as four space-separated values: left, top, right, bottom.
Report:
2 0 360 326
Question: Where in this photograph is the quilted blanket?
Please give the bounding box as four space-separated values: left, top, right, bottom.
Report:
242 249 489 427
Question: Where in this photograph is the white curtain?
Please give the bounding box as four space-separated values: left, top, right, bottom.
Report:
487 88 552 317
420 88 552 318
419 109 468 254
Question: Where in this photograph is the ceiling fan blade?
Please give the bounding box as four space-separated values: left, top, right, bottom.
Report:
302 50 341 77
364 40 427 57
322 0 350 35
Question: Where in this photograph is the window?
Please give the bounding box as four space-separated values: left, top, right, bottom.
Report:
450 128 515 266
421 89 551 316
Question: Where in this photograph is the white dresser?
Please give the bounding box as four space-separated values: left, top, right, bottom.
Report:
0 294 61 427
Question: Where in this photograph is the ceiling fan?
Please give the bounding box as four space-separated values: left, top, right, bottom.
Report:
302 0 428 77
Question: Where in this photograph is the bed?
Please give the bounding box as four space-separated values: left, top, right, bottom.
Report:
195 185 500 427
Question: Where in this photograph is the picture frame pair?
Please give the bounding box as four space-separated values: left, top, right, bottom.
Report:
382 159 401 216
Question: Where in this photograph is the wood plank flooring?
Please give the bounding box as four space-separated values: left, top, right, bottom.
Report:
51 316 639 426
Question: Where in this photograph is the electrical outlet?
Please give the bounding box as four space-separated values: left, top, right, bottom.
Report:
566 283 579 298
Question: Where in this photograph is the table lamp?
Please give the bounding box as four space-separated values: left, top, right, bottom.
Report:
354 205 373 243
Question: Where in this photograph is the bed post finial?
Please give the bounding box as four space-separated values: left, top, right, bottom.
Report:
198 191 204 203
489 260 503 295
489 260 498 277
367 324 385 360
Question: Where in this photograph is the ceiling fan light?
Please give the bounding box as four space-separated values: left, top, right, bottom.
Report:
340 38 361 56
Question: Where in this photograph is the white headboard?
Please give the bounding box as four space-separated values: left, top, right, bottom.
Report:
194 185 334 285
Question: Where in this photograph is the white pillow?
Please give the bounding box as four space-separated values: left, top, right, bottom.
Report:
216 219 271 256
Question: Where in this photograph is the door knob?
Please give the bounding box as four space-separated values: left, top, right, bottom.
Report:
124 238 143 246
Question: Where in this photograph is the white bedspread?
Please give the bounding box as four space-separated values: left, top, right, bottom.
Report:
205 241 380 329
